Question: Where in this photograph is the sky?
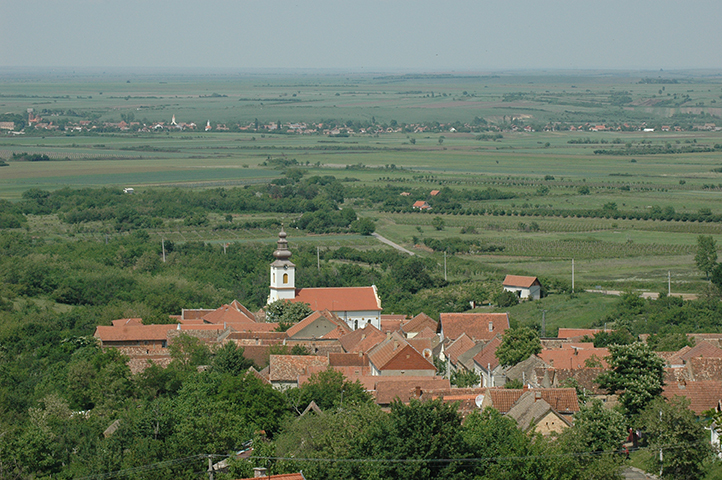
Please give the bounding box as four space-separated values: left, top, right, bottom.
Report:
2 0 721 72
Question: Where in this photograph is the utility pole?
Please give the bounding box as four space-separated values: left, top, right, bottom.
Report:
668 270 671 296
444 251 447 281
572 258 575 293
317 246 320 271
162 238 166 263
659 410 663 477
541 310 546 338
208 456 214 480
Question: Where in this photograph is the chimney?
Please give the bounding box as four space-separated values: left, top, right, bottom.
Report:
414 386 422 399
535 391 542 402
253 467 268 478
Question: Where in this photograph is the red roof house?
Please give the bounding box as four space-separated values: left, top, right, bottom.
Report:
439 312 510 342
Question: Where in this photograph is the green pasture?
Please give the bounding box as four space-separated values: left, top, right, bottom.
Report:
490 292 620 333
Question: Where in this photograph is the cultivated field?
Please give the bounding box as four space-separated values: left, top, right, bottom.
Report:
2 69 722 295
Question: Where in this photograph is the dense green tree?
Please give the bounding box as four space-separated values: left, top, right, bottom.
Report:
431 216 445 230
639 396 712 480
451 369 480 387
461 407 549 479
265 300 313 331
212 342 256 375
349 217 375 235
287 368 372 414
695 235 718 280
494 289 519 307
496 326 542 367
592 328 635 348
596 342 665 416
366 399 466 480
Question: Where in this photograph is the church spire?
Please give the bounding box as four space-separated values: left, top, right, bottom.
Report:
273 226 292 261
267 227 296 304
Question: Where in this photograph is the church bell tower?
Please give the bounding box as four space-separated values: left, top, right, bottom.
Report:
267 228 296 304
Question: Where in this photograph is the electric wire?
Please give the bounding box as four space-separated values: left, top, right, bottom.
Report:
71 437 714 479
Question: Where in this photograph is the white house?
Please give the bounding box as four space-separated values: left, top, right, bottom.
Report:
502 275 542 300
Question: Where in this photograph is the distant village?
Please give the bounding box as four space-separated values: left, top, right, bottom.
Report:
1 108 719 136
93 229 722 446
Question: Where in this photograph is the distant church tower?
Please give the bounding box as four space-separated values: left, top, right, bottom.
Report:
267 228 296 304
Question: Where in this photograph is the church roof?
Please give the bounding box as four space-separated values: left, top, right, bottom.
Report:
292 286 382 312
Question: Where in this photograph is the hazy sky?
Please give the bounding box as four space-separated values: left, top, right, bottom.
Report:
2 0 721 71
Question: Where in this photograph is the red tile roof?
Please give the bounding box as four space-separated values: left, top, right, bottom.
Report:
227 322 280 333
486 387 579 415
663 380 722 415
687 357 722 381
538 345 609 370
445 333 477 365
430 190 441 196
679 341 722 362
339 324 386 353
380 318 406 334
502 275 540 289
95 324 217 343
415 326 438 339
473 336 503 371
268 355 329 382
402 312 438 335
439 313 509 341
556 328 603 339
202 303 256 324
329 352 368 367
407 337 435 357
285 310 350 339
111 318 143 327
292 286 381 312
237 345 272 368
374 378 451 404
368 335 435 373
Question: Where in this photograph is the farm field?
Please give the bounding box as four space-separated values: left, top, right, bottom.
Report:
1 68 722 296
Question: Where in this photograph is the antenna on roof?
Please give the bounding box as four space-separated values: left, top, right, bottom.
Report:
475 394 485 409
422 348 432 359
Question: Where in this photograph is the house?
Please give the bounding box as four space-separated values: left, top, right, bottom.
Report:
430 190 441 196
286 310 351 340
380 314 408 333
268 229 382 330
483 387 580 422
556 328 604 341
438 312 509 342
268 355 329 390
412 200 432 210
502 275 542 300
339 323 387 354
402 312 438 339
367 333 436 376
374 377 451 406
443 333 477 366
538 344 609 370
663 380 722 415
505 391 572 435
473 336 504 387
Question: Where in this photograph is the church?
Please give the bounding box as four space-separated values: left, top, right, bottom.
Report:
267 228 382 330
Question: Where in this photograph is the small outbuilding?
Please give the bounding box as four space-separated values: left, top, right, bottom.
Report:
502 275 542 300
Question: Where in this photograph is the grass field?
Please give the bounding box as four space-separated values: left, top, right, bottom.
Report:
2 69 722 295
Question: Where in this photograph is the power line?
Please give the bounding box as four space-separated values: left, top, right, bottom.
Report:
70 438 713 479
